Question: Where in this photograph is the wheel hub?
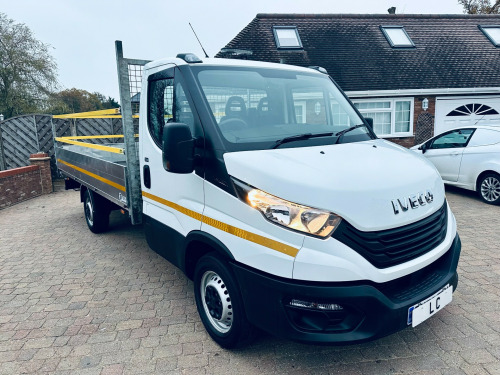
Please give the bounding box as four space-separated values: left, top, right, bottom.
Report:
481 177 500 202
205 285 223 320
200 271 233 333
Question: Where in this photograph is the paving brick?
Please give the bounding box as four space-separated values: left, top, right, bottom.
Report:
100 363 124 375
460 349 498 365
0 187 499 374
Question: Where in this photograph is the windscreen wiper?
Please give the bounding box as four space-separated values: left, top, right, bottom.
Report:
272 132 333 149
334 124 366 144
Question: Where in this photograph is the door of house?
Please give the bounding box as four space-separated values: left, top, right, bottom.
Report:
435 96 500 135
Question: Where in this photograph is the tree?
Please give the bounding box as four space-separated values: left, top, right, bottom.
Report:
0 13 58 119
459 0 500 13
48 88 119 115
93 92 120 110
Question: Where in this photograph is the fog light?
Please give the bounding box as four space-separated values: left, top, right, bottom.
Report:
290 299 343 311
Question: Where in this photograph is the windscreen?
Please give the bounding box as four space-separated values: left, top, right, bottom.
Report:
195 66 370 150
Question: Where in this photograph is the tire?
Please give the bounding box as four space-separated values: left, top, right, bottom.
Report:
478 173 500 205
83 190 110 233
194 253 254 349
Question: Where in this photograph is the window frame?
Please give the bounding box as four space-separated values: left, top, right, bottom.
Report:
147 76 175 148
478 25 500 47
352 98 414 138
426 128 476 150
380 26 415 48
446 103 500 116
147 67 201 149
272 26 303 49
293 101 307 124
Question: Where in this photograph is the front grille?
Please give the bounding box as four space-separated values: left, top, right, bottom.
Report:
332 202 448 268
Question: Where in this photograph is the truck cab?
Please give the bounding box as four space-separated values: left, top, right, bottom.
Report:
137 55 460 347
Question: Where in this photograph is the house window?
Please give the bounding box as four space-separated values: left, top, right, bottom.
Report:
380 26 415 48
353 98 414 137
294 101 307 123
479 25 500 47
273 27 303 49
447 103 499 116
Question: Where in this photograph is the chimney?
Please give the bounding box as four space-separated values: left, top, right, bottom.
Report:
388 7 396 14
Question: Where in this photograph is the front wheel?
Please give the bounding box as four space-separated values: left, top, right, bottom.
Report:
84 190 110 233
478 173 500 205
194 254 253 348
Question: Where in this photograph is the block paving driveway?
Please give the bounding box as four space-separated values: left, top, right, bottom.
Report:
0 187 499 375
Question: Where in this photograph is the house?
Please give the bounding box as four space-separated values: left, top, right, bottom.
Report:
217 13 500 146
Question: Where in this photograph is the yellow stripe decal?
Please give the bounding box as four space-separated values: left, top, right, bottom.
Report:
202 216 299 257
55 137 124 154
142 191 203 221
142 191 299 258
57 159 126 192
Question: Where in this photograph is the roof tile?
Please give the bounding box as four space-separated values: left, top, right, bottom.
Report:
217 14 500 91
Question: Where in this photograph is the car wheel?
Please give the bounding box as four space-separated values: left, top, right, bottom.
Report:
194 253 254 349
84 190 110 233
478 173 500 205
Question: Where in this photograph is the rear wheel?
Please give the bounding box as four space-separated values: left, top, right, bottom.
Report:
194 253 253 348
478 173 500 205
84 190 110 233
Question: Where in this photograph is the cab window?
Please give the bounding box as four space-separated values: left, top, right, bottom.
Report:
428 128 474 149
148 69 199 147
148 78 174 147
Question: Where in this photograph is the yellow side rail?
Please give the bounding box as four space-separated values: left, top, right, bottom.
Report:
53 108 121 119
53 108 139 119
55 134 139 154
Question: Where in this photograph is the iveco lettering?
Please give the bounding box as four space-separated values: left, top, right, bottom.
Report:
392 190 434 214
55 42 461 348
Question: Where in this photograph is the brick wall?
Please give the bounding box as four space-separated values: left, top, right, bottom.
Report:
0 153 53 209
384 136 416 148
29 153 53 195
413 96 436 140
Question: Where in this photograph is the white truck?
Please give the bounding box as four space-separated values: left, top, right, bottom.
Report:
55 41 461 348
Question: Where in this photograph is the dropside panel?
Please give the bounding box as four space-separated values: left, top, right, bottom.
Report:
56 145 128 209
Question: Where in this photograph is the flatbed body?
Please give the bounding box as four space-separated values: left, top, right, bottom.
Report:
56 143 134 210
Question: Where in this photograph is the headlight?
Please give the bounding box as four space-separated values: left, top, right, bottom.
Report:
232 178 342 238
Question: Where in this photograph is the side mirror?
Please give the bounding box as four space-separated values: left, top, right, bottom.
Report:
419 143 428 154
162 123 195 173
365 117 374 130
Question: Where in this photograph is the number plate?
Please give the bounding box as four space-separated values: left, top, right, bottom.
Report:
408 284 452 327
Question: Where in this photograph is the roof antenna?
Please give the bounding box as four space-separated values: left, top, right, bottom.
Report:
189 23 209 58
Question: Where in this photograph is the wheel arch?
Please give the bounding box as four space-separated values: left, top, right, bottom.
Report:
183 231 235 280
80 185 88 203
475 170 500 191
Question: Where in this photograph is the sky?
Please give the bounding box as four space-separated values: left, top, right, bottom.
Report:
1 0 465 102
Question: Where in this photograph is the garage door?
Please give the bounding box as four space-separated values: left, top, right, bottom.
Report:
435 96 500 135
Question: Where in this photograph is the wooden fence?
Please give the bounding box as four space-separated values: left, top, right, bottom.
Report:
0 114 137 177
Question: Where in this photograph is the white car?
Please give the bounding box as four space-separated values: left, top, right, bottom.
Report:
412 125 500 204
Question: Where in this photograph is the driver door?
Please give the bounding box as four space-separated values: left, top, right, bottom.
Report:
141 66 205 263
424 128 474 182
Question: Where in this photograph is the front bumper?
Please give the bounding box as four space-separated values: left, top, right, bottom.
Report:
232 234 461 344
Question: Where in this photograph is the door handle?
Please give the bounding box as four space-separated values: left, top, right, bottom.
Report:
450 152 460 156
143 165 151 189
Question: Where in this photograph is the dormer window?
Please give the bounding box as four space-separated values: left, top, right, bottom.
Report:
479 25 500 47
380 26 415 48
273 26 303 49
